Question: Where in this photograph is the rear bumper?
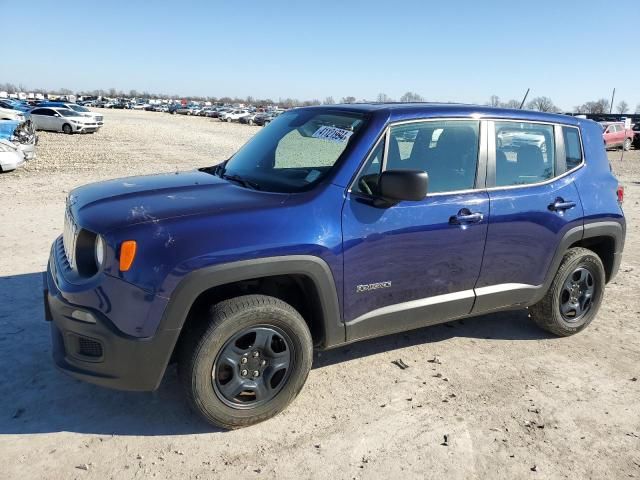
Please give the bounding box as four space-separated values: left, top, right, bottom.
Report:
44 251 178 392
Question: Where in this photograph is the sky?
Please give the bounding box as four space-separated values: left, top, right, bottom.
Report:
3 0 640 111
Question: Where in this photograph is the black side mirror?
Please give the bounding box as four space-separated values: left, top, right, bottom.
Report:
378 169 428 204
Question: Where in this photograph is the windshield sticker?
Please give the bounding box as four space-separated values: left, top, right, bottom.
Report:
305 170 322 183
312 125 353 144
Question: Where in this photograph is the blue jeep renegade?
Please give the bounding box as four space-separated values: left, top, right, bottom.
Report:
44 104 626 428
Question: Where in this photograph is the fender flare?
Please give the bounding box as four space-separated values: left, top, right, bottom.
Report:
155 254 343 363
531 219 625 305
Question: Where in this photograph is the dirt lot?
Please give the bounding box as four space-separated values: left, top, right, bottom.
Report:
1 109 638 479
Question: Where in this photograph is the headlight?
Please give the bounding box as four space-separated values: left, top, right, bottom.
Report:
95 235 106 268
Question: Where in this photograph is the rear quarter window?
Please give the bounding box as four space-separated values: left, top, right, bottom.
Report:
562 127 583 170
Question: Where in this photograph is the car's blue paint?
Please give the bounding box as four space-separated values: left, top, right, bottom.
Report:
0 120 20 139
48 103 623 341
342 191 489 321
475 176 584 288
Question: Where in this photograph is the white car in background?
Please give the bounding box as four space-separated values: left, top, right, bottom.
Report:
30 107 100 134
219 109 250 122
0 139 25 172
41 102 104 126
0 106 27 122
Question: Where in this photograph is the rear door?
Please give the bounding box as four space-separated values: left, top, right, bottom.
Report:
342 119 489 341
473 120 584 312
30 108 53 130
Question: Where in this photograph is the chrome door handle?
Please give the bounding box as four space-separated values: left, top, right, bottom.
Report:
450 209 484 225
548 198 576 211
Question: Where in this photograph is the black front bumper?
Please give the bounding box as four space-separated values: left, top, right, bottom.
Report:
44 268 178 392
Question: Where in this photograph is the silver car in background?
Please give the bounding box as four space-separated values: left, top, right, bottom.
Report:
30 107 100 134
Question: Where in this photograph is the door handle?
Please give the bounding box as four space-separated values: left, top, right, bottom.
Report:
548 198 576 212
450 209 484 225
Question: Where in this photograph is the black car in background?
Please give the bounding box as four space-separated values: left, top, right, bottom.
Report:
633 122 640 149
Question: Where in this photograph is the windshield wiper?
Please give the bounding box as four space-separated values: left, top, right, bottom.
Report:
221 173 261 190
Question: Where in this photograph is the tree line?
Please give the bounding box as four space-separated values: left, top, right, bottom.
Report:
1 82 638 113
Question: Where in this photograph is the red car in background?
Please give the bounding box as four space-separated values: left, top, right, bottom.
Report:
600 122 634 151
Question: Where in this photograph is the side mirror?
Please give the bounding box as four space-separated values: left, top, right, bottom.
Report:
54 113 60 117
378 169 428 204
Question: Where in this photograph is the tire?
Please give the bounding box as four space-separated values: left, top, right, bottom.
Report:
178 294 313 429
623 138 631 151
62 123 72 134
248 119 254 126
529 247 605 336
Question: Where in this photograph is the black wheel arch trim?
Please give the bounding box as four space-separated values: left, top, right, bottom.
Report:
531 219 625 305
153 255 344 381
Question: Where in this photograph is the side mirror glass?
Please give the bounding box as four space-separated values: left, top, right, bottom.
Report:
378 169 428 204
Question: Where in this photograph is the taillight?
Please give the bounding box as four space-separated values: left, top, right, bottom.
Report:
617 185 624 204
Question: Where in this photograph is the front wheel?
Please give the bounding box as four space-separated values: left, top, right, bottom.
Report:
62 123 72 134
623 138 631 151
529 247 605 336
178 295 313 429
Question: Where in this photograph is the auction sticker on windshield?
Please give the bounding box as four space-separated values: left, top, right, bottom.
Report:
312 125 353 144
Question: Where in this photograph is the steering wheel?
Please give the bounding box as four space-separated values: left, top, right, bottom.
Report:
358 176 373 196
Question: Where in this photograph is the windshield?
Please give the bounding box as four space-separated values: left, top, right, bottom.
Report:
219 109 366 192
69 105 89 112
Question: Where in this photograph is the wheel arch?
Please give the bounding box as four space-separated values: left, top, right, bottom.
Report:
156 255 344 378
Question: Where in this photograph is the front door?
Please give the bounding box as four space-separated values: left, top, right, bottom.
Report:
342 119 489 342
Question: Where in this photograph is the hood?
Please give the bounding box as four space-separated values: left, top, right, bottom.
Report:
0 120 19 140
69 169 289 233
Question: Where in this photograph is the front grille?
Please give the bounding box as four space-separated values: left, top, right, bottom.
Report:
77 336 103 358
62 209 77 269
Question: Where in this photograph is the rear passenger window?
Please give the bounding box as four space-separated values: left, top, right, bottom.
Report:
389 120 480 193
562 127 582 170
494 122 555 186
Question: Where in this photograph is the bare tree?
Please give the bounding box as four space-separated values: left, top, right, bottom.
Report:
501 99 521 109
526 96 557 112
578 99 610 114
323 96 335 105
341 96 356 104
487 95 501 107
399 91 424 102
376 93 392 103
616 100 628 114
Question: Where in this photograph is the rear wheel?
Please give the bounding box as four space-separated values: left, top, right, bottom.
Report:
529 247 605 336
623 138 631 151
62 123 72 134
178 295 313 429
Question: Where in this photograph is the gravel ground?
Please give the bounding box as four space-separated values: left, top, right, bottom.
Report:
0 109 639 479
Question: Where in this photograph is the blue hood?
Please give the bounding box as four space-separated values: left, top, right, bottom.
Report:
0 120 19 140
69 169 289 234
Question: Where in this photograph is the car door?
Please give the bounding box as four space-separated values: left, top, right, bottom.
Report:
473 120 584 313
30 108 52 131
342 119 489 342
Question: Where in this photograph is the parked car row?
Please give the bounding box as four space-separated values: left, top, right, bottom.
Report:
166 104 284 126
0 119 37 173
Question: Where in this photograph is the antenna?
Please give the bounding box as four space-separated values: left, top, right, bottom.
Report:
610 88 615 114
519 88 530 109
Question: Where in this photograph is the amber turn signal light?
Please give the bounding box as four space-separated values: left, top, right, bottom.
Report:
119 240 137 271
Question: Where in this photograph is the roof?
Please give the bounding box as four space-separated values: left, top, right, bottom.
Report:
300 102 582 126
